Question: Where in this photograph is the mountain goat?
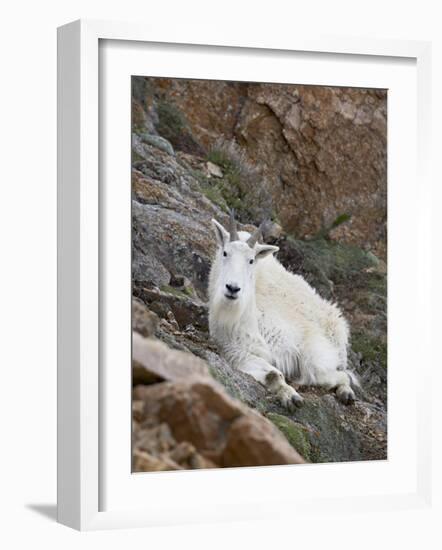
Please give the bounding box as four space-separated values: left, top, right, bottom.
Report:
208 212 357 411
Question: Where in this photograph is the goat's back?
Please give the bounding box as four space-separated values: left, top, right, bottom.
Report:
255 255 348 348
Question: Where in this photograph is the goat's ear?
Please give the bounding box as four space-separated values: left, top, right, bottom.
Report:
255 244 279 260
211 219 229 247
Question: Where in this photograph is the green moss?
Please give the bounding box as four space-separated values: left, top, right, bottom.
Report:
267 413 312 461
352 332 387 368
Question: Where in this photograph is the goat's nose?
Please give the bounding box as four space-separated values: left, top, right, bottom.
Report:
226 283 241 294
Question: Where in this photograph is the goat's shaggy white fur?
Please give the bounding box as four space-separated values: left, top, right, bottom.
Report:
208 220 357 409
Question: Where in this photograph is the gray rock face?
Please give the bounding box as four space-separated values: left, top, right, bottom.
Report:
131 77 387 465
139 133 175 156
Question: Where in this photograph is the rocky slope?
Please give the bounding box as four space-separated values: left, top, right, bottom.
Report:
131 77 387 470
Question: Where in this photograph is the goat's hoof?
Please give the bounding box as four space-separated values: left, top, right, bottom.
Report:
285 393 304 411
336 386 355 405
277 386 304 411
292 393 304 408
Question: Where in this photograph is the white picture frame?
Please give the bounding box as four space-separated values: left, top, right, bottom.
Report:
57 19 432 531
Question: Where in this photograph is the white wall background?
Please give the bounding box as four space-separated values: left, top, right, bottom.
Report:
0 1 440 548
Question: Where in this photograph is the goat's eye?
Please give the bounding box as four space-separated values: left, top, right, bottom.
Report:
223 251 227 257
249 259 254 264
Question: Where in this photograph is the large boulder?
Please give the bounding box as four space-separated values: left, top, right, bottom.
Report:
132 330 209 384
132 336 305 470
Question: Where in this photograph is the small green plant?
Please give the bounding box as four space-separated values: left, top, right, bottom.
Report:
156 99 186 144
155 99 204 155
205 139 273 224
200 185 229 212
206 148 229 169
312 213 352 240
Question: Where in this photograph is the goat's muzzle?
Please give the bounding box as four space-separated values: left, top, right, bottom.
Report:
225 283 241 300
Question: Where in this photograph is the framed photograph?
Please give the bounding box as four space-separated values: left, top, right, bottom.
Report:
57 19 432 530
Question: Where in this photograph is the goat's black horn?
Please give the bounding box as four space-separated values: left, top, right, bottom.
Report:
247 222 264 248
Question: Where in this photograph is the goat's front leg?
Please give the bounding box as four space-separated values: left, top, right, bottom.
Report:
239 357 304 411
